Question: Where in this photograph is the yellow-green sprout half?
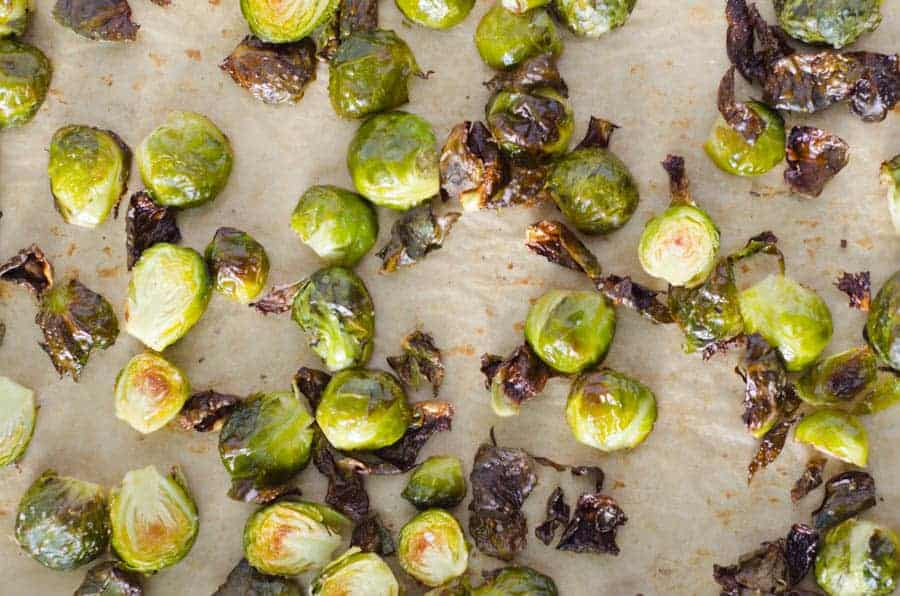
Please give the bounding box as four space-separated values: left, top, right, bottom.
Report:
241 0 338 43
639 205 719 288
310 547 399 596
0 376 35 466
816 518 899 596
795 409 868 467
398 509 469 587
114 352 191 434
395 0 474 29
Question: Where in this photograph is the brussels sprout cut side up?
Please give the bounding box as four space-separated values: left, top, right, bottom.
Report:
0 39 51 129
398 509 469 587
310 547 399 596
205 227 270 304
795 409 869 467
0 376 35 466
816 518 900 596
290 185 378 267
114 351 191 434
474 3 561 70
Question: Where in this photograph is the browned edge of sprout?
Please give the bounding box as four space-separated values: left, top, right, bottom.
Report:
293 366 332 411
53 0 139 41
535 487 569 546
220 36 317 105
556 493 627 555
484 54 568 97
315 0 379 61
372 400 454 472
376 202 461 273
125 191 181 270
0 245 54 296
790 456 826 503
748 416 798 483
784 126 850 197
576 116 618 150
812 470 876 531
351 513 396 556
387 330 444 396
481 343 555 412
717 66 765 144
176 391 240 432
834 271 871 311
250 280 304 314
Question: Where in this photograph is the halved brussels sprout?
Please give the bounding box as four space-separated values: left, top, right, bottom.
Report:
795 409 868 466
124 243 211 351
816 518 899 596
291 266 375 371
290 185 378 267
402 455 466 510
243 500 349 575
639 205 720 288
316 368 411 451
52 0 138 42
398 509 469 587
310 547 399 596
114 351 191 434
704 101 785 177
136 111 233 208
241 0 337 43
347 111 440 211
0 376 35 466
205 227 270 304
739 274 833 372
867 271 900 371
474 4 561 70
524 289 616 374
0 39 51 129
882 156 900 235
796 346 878 408
775 0 881 48
0 0 29 37
553 0 635 38
566 369 657 452
74 561 143 596
472 566 559 596
110 466 199 573
15 470 109 570
486 88 573 158
396 0 474 29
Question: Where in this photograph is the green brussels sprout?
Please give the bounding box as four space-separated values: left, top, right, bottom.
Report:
775 0 882 49
795 409 868 466
402 455 467 509
136 111 233 209
398 509 469 587
500 0 548 14
74 561 143 596
114 351 191 434
0 376 35 466
241 0 337 43
0 39 50 129
205 227 270 304
110 465 199 573
48 125 131 228
704 101 786 177
347 111 440 211
310 547 399 596
816 518 899 596
396 0 474 29
291 266 375 371
15 470 109 570
290 185 378 267
796 346 878 407
472 566 559 596
882 156 900 235
474 4 561 70
329 30 419 119
566 369 657 452
524 289 616 374
553 0 635 38
124 243 211 352
485 88 573 158
867 271 900 371
316 368 411 450
0 0 29 37
639 205 720 288
739 274 833 372
243 500 349 575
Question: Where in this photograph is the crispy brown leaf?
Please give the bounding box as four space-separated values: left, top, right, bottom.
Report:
784 126 850 197
313 431 369 521
292 367 331 411
597 275 674 324
213 559 298 596
0 245 54 295
125 191 180 270
220 36 317 105
748 416 797 483
250 280 303 315
387 330 444 396
351 514 395 556
812 471 876 531
786 524 820 587
576 116 618 150
571 466 605 493
714 539 790 594
484 53 568 96
480 344 553 412
440 121 504 208
525 220 602 281
338 0 377 38
372 400 454 472
556 494 627 555
176 391 240 432
227 480 299 505
535 487 569 546
835 271 871 311
489 162 551 209
717 66 765 144
377 203 460 273
53 0 139 41
790 457 826 503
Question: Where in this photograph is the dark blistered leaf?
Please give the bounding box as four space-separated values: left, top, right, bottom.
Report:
784 126 849 197
713 539 790 594
661 154 693 206
785 523 819 587
480 344 553 411
735 348 790 437
556 494 627 555
726 0 795 84
489 162 552 209
717 66 765 144
351 514 396 556
293 367 331 410
571 466 605 493
812 471 876 531
535 487 569 546
577 116 618 150
0 245 53 295
220 36 317 105
439 121 504 208
791 456 826 503
372 400 454 472
846 51 900 121
125 191 180 270
175 391 240 432
74 561 143 596
597 275 674 324
338 0 377 39
250 280 304 315
387 330 444 396
228 480 299 505
53 0 139 41
485 53 568 96
748 416 797 483
376 203 460 273
835 271 871 311
312 431 369 521
213 559 300 596
525 220 602 281
470 510 529 562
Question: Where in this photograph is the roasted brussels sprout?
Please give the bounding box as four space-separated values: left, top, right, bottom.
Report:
136 111 233 209
74 561 143 596
347 111 440 211
398 509 469 587
15 470 109 570
243 500 349 575
316 368 411 450
214 559 300 596
882 156 900 235
553 0 635 38
0 39 51 129
795 409 868 466
524 290 616 374
0 0 29 37
48 125 130 228
241 0 337 43
474 4 561 70
124 243 211 351
114 351 190 434
867 271 900 371
396 0 473 29
52 0 139 42
816 518 899 596
739 274 833 372
205 227 270 304
566 369 657 452
473 566 558 596
0 376 35 466
486 88 573 158
220 36 317 105
796 346 878 407
291 266 375 371
402 455 466 509
290 185 378 267
310 547 399 596
775 0 882 48
110 466 198 573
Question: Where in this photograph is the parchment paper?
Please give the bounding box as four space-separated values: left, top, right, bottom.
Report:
1 0 898 593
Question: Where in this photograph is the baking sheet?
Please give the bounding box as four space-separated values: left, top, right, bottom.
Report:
1 0 898 593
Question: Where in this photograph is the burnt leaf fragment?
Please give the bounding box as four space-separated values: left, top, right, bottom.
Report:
525 220 602 281
372 400 454 472
748 416 797 483
481 344 554 413
293 367 331 410
220 36 317 105
571 466 605 493
717 66 765 144
313 431 369 521
835 271 871 311
439 121 504 208
535 487 569 546
556 494 627 555
791 457 826 503
489 162 552 209
576 116 618 150
376 202 460 273
250 280 304 314
53 0 139 41
784 126 849 197
485 53 568 96
714 539 790 594
387 330 444 395
0 245 54 295
176 391 240 432
351 514 395 556
597 275 674 324
812 471 876 531
785 524 819 587
213 559 299 596
735 347 791 437
125 191 180 270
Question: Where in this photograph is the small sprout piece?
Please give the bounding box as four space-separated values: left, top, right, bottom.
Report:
290 185 378 267
124 243 211 351
0 0 28 37
114 352 190 434
0 376 35 466
713 524 819 593
474 4 560 70
398 509 469 587
137 111 233 208
377 202 460 272
387 330 444 395
220 36 317 105
813 471 876 531
553 0 635 38
748 416 796 483
243 500 349 575
775 0 881 48
473 566 558 595
784 126 849 197
48 125 131 228
486 87 573 159
0 244 53 295
125 191 180 270
566 369 657 452
791 456 826 503
439 121 503 209
311 547 399 596
0 40 51 129
525 219 602 281
882 156 900 235
316 368 411 451
867 271 900 371
350 514 395 556
556 493 627 555
205 227 270 304
796 346 877 407
15 470 109 570
373 400 454 471
402 456 466 510
241 0 337 42
816 519 899 596
795 409 868 466
176 390 239 432
396 0 472 29
535 487 569 545
53 0 138 41
74 561 143 596
835 271 871 311
347 111 440 211
214 559 300 596
481 344 554 417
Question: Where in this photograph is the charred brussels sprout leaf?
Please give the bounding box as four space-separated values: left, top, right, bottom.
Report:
882 156 900 235
396 0 473 29
402 455 466 510
796 346 877 407
835 270 871 311
398 509 469 587
790 456 826 503
0 376 35 466
748 415 797 483
867 271 900 370
214 559 300 596
350 514 395 556
15 470 109 570
714 524 819 594
485 53 568 96
486 87 573 159
784 126 849 197
813 471 876 531
347 111 440 211
387 330 444 395
473 566 559 596
293 367 332 410
376 202 460 273
220 36 317 105
556 493 627 555
474 4 560 70
241 0 338 43
290 185 378 267
535 487 569 546
124 243 211 351
136 111 233 208
114 351 190 434
48 125 131 228
439 121 504 209
372 400 454 471
775 0 882 48
205 227 270 304
312 431 370 520
176 390 239 433
795 409 868 466
0 244 54 295
481 343 554 417
525 219 602 280
53 0 138 41
74 561 143 596
0 40 51 129
125 191 180 270
553 0 635 38
736 346 792 439
310 547 399 596
816 519 899 596
0 0 29 37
